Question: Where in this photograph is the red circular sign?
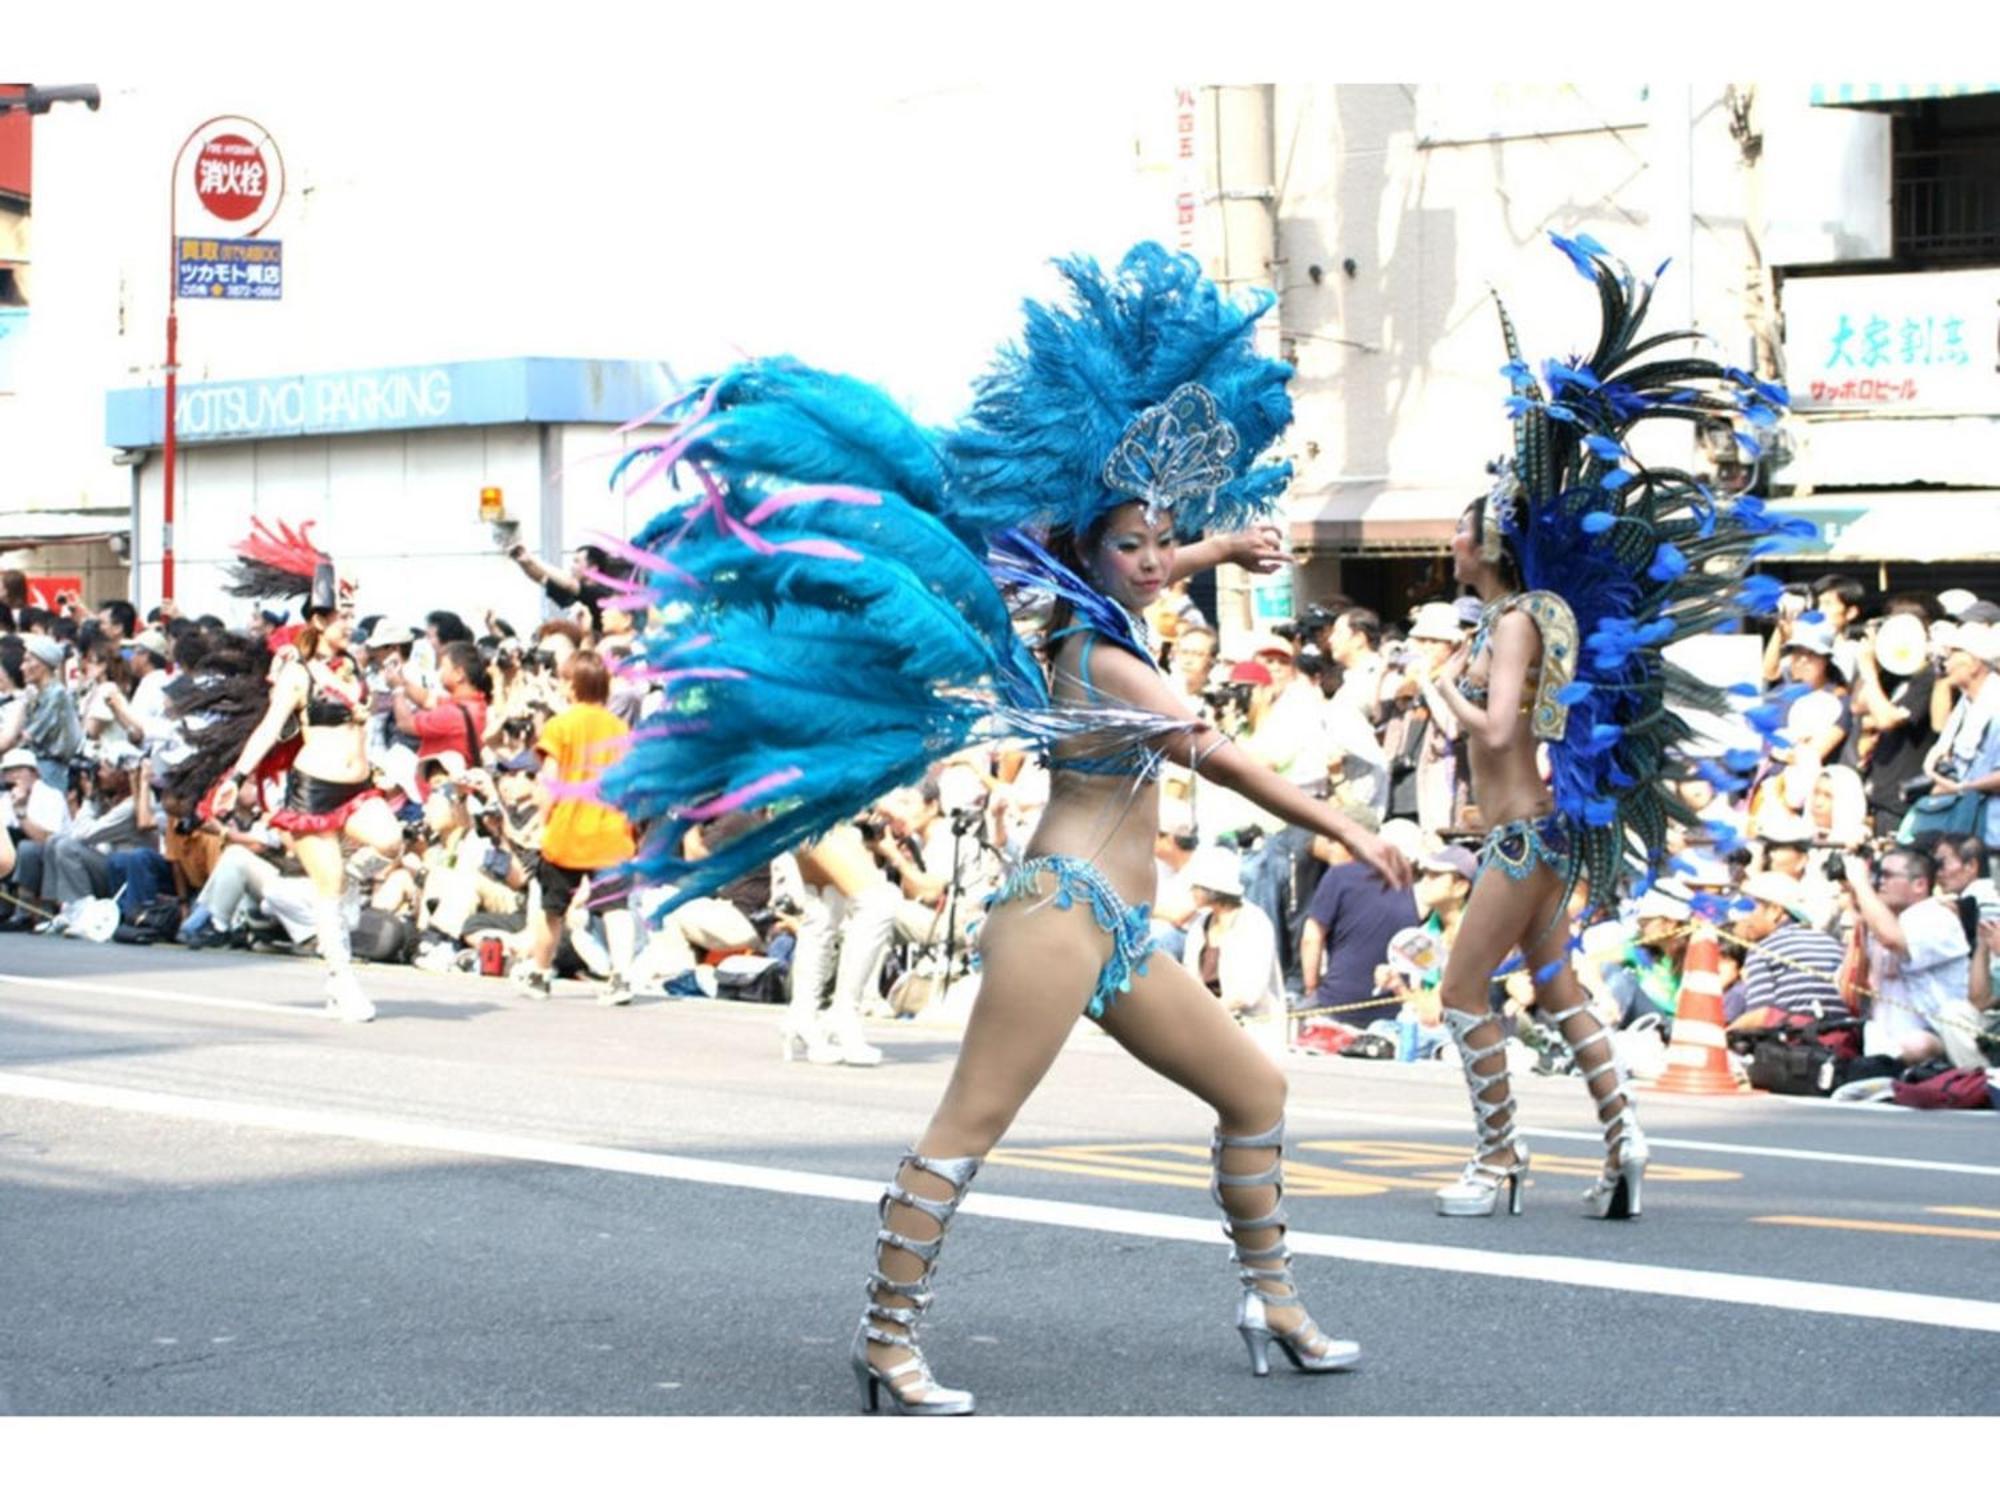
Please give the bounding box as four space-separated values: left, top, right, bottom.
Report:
192 134 270 222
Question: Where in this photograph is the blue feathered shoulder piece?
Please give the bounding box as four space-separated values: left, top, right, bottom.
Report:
592 307 1208 911
1488 232 1816 914
944 242 1295 541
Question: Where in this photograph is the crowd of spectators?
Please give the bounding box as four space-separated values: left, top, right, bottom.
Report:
0 548 1995 1104
1126 570 2000 1103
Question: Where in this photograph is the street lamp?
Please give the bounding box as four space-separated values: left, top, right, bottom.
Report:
0 85 102 116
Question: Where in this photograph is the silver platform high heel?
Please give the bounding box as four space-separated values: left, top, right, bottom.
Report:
1437 1007 1528 1217
1212 1119 1360 1376
852 1150 981 1415
1539 998 1649 1219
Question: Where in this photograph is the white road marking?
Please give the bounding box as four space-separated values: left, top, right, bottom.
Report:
1288 1103 2000 1178
0 971 313 1020
4 1070 1998 1337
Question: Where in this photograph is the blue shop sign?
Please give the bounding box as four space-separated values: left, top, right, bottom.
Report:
105 357 680 448
177 236 283 301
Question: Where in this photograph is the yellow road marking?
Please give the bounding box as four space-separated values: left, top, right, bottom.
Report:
986 1139 1740 1199
1927 1206 2000 1222
1755 1215 2000 1243
1296 1139 1738 1184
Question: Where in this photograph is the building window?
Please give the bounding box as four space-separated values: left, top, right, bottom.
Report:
1892 94 2000 266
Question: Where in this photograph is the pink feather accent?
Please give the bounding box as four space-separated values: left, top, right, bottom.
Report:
580 531 699 590
741 484 883 526
627 718 712 741
674 766 802 821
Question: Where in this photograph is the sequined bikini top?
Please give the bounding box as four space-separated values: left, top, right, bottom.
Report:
1455 591 1578 743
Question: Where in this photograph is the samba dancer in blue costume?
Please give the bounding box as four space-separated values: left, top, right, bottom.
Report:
599 245 1410 1414
1416 235 1807 1222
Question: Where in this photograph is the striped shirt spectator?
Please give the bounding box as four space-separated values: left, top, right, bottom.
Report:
1739 921 1851 1025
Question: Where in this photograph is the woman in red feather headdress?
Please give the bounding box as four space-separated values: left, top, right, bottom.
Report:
207 520 405 1022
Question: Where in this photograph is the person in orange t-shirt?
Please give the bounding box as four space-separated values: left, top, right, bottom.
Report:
516 649 639 1005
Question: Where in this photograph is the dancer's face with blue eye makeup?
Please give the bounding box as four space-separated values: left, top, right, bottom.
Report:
1089 502 1175 611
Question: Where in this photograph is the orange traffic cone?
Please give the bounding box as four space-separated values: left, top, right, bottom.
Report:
1648 924 1748 1094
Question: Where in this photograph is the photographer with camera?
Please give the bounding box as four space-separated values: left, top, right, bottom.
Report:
1835 843 1986 1070
387 641 491 789
1762 574 1866 689
1906 622 2000 848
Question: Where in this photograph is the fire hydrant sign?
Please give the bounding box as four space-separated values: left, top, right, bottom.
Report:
178 237 283 300
194 134 270 221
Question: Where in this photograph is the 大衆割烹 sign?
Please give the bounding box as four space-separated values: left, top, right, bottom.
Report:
1782 268 1997 415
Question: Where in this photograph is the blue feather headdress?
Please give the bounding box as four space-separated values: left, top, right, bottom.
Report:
592 243 1272 910
1488 232 1814 923
944 242 1294 541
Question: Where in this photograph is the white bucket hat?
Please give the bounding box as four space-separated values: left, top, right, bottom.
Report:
1185 843 1245 899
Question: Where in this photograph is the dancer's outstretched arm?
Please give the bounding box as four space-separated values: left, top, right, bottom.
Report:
1086 643 1412 889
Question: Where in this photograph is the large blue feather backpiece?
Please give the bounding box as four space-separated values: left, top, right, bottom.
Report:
1494 233 1815 915
597 243 1292 909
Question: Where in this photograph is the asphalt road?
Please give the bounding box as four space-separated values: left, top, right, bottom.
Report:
3 933 1997 1417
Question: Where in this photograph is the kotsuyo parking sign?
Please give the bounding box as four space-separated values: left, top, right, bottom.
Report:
193 134 270 221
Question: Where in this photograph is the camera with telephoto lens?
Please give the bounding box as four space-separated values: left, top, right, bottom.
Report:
1899 773 1940 805
1202 681 1255 716
949 806 983 837
1822 850 1846 884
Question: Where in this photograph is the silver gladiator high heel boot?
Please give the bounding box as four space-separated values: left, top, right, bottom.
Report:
1539 997 1649 1219
1436 1007 1528 1216
1212 1119 1360 1375
852 1150 981 1415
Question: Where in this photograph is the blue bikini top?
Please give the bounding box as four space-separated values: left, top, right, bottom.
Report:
1042 629 1163 783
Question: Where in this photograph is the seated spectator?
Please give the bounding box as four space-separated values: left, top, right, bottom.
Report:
79 641 140 758
4 635 84 792
1597 884 1693 1029
1181 843 1287 1054
1725 872 1852 1026
635 811 769 995
1835 844 1985 1070
402 765 527 962
1749 811 1842 931
15 750 169 927
1298 817 1421 1028
0 746 70 928
1934 833 2000 1004
1370 843 1477 1047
